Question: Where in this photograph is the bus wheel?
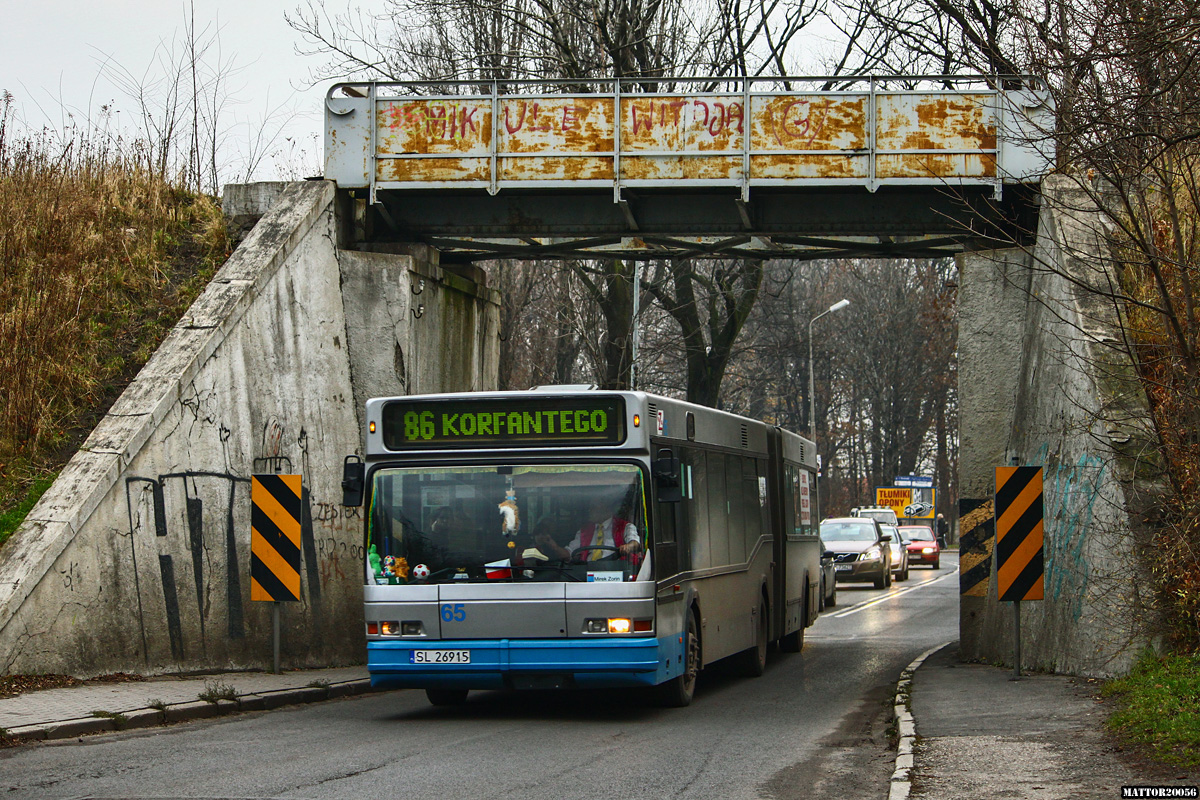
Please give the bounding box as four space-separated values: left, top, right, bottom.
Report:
780 587 806 653
657 612 700 707
737 602 769 676
425 688 468 706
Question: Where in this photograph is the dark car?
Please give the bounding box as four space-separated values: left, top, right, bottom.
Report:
820 517 893 589
899 525 940 569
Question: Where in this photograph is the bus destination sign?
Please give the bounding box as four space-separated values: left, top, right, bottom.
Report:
381 397 627 449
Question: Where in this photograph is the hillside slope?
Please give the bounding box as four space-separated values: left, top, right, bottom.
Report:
0 110 228 546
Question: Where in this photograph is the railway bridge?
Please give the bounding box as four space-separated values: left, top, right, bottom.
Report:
325 75 1156 677
323 75 1052 262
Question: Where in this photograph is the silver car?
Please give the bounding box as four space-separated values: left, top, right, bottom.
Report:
820 517 893 589
881 523 909 581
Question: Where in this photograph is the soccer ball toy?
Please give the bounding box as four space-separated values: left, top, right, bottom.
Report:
412 563 431 581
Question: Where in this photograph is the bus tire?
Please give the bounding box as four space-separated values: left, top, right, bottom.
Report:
779 594 805 653
736 601 769 676
657 611 700 707
425 688 468 706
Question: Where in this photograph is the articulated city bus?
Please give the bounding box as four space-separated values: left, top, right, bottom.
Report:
341 387 821 707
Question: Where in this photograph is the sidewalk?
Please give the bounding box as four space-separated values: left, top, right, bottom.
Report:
905 642 1198 799
0 666 373 743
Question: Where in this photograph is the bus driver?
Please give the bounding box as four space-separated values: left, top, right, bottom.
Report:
534 493 642 562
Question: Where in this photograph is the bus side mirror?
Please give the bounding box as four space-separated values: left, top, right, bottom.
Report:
654 449 681 503
342 455 365 507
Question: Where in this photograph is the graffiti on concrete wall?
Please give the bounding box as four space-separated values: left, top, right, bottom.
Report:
121 420 361 666
1036 443 1106 620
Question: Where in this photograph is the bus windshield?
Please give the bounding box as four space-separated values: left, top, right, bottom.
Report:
366 464 649 584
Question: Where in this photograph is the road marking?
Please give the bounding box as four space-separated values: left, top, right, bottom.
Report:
829 567 960 618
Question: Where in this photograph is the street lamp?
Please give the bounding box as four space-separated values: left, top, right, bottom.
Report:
808 299 850 437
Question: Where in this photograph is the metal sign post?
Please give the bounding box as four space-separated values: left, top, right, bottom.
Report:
273 602 281 674
1013 600 1021 679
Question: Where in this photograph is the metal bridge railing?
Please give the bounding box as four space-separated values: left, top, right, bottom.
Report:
324 75 1054 205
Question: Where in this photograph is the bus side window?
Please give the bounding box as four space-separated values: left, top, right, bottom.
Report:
653 492 680 578
791 466 804 533
783 466 799 536
740 457 761 556
683 448 709 570
706 452 729 567
655 490 677 544
754 459 769 542
725 455 746 564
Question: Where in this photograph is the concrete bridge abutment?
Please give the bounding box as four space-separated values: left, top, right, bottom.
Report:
0 181 498 676
956 175 1163 677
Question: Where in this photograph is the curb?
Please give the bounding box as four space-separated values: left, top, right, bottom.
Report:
889 641 953 800
0 678 378 745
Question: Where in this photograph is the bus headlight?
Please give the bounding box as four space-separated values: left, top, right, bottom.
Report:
380 621 401 635
585 618 634 634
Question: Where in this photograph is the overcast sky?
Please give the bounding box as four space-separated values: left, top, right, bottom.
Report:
1 0 330 185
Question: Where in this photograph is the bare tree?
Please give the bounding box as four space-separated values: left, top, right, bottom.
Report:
640 258 764 407
724 258 958 513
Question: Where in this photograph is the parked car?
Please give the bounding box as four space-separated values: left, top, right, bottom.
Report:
881 523 909 581
820 517 893 590
900 525 941 569
818 537 838 610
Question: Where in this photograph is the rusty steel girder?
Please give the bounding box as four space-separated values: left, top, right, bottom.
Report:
324 77 1054 260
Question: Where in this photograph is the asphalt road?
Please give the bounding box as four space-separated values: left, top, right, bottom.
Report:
2 554 959 800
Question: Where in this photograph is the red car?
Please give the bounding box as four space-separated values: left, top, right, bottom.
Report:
899 525 940 569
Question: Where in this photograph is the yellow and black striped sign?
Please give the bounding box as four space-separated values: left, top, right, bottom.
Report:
958 498 994 597
995 466 1044 602
251 474 302 602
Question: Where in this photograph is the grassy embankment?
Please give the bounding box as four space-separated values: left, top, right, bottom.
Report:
0 96 229 549
1104 650 1200 768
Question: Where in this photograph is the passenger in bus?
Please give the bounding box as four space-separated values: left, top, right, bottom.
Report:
430 501 478 556
534 493 642 562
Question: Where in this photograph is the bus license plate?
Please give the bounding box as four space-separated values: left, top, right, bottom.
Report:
410 650 471 664
835 564 852 572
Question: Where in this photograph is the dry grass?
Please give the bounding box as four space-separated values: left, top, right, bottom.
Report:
0 92 229 532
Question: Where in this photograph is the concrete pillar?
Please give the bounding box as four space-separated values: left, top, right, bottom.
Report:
956 247 1033 661
338 247 500 430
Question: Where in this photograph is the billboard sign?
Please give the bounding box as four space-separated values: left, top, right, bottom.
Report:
874 486 937 520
